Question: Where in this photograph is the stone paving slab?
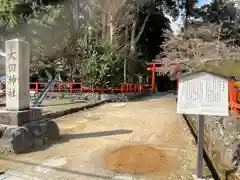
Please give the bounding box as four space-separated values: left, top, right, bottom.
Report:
192 175 214 180
0 98 90 115
0 169 42 180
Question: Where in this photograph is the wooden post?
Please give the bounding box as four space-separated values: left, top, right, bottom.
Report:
58 82 61 93
69 82 73 95
130 83 132 92
197 115 205 178
36 81 38 93
81 83 83 93
151 64 156 92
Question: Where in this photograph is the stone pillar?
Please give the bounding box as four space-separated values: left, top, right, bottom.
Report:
0 39 59 154
0 39 42 126
5 39 30 111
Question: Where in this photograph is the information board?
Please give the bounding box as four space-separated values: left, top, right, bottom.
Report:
176 73 229 116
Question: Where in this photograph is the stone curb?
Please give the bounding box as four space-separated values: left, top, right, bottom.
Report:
42 100 111 120
42 93 150 120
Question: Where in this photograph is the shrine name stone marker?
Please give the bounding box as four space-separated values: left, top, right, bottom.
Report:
0 39 42 126
0 38 60 154
6 39 30 111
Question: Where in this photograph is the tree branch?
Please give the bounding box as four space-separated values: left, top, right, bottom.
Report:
134 15 149 44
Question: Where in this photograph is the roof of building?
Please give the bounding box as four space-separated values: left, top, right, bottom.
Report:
179 70 231 80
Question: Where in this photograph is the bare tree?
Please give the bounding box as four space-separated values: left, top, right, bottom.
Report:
95 0 129 43
158 23 240 74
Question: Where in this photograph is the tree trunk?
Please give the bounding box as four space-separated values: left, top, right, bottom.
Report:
84 32 88 44
124 27 128 83
88 27 92 43
109 14 114 44
124 58 127 83
71 0 80 30
130 18 137 53
102 12 108 41
95 31 98 44
184 0 188 36
69 65 73 82
130 14 149 54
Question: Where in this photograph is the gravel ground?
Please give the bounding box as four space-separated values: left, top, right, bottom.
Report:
0 95 207 180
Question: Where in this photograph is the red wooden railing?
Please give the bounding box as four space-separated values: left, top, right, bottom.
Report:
27 82 151 95
27 81 240 115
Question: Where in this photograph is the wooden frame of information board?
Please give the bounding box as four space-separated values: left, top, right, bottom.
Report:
176 71 229 179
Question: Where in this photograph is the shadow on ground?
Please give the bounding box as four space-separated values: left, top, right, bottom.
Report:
131 92 175 103
28 129 133 153
40 100 88 107
61 129 133 140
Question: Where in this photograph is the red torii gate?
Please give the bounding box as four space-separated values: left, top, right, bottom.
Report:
146 62 181 92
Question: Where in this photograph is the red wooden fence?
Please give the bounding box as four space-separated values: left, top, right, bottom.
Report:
28 81 240 115
28 82 151 94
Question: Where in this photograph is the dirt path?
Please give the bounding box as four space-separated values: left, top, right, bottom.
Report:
0 95 198 180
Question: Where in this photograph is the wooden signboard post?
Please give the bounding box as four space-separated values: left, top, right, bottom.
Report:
176 71 229 179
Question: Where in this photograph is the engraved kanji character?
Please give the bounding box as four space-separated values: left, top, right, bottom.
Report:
8 64 16 72
8 75 16 85
7 88 16 97
6 49 16 61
